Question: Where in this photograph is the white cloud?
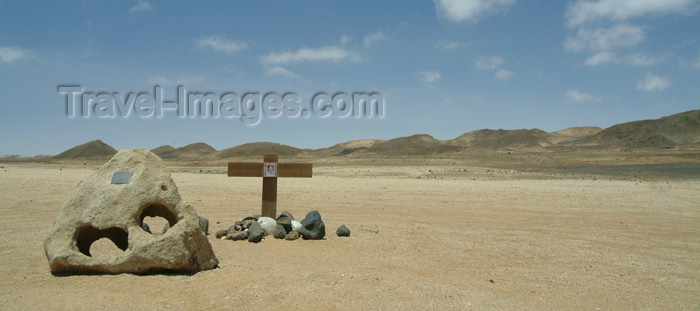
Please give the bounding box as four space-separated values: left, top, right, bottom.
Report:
364 31 386 47
636 72 671 91
626 53 659 66
566 89 601 102
584 51 617 66
566 0 697 26
565 24 652 67
128 1 151 15
435 39 467 50
265 66 301 79
419 71 441 84
474 56 515 80
434 0 516 22
475 56 504 70
363 24 406 48
563 1 692 67
494 69 515 80
261 45 361 65
583 51 659 66
0 46 33 63
197 36 248 54
564 24 645 53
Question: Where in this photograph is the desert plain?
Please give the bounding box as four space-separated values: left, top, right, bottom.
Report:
0 149 698 310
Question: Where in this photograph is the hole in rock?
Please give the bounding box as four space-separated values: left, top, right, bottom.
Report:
90 237 127 257
142 216 170 234
76 225 129 257
139 202 178 235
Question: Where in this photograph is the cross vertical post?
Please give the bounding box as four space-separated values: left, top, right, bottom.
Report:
261 154 278 218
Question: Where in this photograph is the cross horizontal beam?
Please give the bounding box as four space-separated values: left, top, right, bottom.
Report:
228 162 312 178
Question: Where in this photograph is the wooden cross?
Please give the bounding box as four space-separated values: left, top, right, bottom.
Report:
227 154 312 218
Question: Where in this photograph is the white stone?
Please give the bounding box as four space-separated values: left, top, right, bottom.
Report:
291 220 302 231
257 217 276 235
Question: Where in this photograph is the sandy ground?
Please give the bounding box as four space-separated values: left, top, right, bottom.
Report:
0 163 698 310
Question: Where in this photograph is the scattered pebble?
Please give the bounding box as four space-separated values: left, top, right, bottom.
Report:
336 225 350 237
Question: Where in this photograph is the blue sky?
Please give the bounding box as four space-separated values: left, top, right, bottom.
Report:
1 0 699 156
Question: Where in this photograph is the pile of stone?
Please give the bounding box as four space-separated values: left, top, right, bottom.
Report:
215 210 350 243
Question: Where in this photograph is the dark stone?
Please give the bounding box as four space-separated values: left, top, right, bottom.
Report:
276 216 293 233
247 221 264 243
141 222 151 233
162 222 170 234
284 230 300 241
336 225 350 237
299 210 325 240
272 224 287 239
227 230 247 241
215 230 228 239
242 216 258 221
277 211 294 221
198 216 209 235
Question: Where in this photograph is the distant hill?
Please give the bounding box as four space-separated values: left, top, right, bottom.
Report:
366 134 462 155
52 140 117 159
548 127 603 144
49 110 700 160
449 129 551 150
569 110 700 148
151 145 175 156
314 139 384 156
153 143 216 160
212 142 304 158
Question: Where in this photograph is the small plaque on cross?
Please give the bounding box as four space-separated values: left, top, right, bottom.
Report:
228 154 312 218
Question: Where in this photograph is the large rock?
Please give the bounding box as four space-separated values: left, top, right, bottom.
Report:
43 149 218 274
299 210 326 240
